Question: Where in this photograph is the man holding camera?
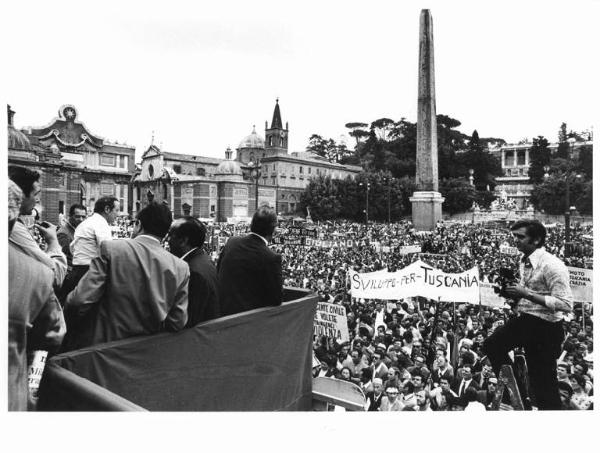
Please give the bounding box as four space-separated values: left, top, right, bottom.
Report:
483 219 573 410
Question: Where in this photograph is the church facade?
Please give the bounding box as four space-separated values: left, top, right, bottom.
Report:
7 101 361 224
133 100 362 222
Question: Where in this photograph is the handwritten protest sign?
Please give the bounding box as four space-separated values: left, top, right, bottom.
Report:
479 282 507 308
500 245 520 256
313 302 349 342
398 245 422 255
349 260 480 304
567 267 593 303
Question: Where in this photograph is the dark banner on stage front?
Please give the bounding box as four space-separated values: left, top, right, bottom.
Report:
41 290 318 411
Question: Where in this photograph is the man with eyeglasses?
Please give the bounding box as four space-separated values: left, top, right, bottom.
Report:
476 377 498 410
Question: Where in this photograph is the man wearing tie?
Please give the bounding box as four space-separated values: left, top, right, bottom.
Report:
483 219 573 410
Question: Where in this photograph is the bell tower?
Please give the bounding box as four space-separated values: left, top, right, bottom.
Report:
264 98 288 157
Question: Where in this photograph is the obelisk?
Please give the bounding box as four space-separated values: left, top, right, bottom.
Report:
410 9 444 231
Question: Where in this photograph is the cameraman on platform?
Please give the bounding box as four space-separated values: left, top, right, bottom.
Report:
483 219 573 410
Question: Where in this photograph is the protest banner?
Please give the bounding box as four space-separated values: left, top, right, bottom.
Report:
479 282 506 309
313 302 350 342
349 260 480 304
398 245 422 255
567 266 593 303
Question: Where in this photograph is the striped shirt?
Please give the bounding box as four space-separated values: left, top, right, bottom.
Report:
516 247 573 322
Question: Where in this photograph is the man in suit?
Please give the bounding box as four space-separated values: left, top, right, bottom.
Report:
168 216 219 326
476 377 498 409
217 206 282 316
8 181 66 411
64 202 189 349
366 378 385 411
452 363 480 407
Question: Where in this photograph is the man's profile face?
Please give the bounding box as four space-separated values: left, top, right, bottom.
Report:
70 208 87 227
21 181 41 215
511 226 538 255
106 201 120 224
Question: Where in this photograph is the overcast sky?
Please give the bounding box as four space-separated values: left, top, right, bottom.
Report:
5 0 598 161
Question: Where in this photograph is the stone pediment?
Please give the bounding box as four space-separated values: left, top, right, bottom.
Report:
29 105 103 149
142 144 162 160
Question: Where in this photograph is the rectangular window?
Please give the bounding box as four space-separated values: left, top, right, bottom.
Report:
517 151 526 166
308 167 312 174
504 151 515 167
101 182 114 195
299 166 303 174
100 154 116 166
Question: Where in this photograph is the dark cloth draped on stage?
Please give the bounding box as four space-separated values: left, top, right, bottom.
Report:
39 290 317 411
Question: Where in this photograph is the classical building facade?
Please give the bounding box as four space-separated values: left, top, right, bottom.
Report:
133 100 362 221
7 105 135 224
489 140 592 209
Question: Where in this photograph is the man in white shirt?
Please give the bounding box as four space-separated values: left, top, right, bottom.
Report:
58 196 120 302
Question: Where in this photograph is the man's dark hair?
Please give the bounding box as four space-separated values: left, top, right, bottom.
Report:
171 216 207 248
136 201 173 238
250 206 277 238
510 219 546 247
8 165 40 197
69 203 86 216
94 196 118 214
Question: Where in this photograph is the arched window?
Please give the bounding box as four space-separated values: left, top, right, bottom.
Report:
163 183 168 199
148 164 154 178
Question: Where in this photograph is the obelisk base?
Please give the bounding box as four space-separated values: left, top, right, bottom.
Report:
410 191 444 231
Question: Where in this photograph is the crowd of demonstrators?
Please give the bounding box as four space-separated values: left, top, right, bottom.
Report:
8 166 593 412
268 218 593 411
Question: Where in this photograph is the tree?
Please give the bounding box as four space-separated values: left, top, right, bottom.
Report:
529 173 587 215
527 136 552 184
299 175 343 220
371 118 395 141
554 122 570 159
455 130 503 191
344 122 370 150
439 178 477 215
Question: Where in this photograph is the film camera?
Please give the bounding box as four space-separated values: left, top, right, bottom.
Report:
492 267 518 299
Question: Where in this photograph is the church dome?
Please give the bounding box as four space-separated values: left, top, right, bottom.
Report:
8 125 32 150
238 126 265 149
216 148 243 176
7 105 31 151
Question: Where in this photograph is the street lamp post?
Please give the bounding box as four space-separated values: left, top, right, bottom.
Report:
385 177 391 223
360 181 371 224
249 158 261 211
564 138 576 258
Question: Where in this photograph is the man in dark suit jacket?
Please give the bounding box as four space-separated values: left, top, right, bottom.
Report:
168 216 219 326
64 202 189 349
451 363 480 407
217 207 282 316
